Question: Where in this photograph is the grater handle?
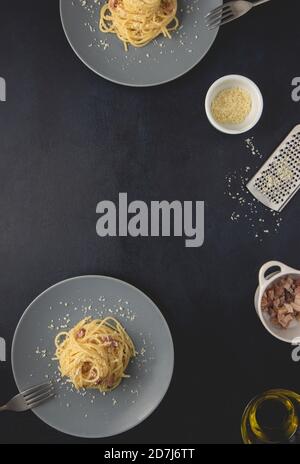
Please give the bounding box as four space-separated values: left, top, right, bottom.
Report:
259 261 296 287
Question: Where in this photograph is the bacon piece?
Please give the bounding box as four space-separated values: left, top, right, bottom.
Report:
284 289 295 304
109 0 118 8
76 328 86 339
89 370 97 380
261 293 269 310
273 298 281 310
284 303 294 313
106 374 115 388
292 302 300 312
274 284 284 298
101 335 118 348
162 0 174 13
82 361 91 374
267 288 275 301
277 307 294 328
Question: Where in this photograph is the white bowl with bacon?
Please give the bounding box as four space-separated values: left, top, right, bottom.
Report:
255 261 300 343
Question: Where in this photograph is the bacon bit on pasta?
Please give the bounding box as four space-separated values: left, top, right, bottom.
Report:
101 335 118 348
109 0 118 8
81 362 91 374
89 370 97 380
106 374 115 388
162 0 174 13
76 328 86 339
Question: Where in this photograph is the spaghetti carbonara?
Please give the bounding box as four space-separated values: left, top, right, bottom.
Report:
55 317 136 392
99 0 179 50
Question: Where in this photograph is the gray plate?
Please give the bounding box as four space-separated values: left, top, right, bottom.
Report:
11 276 174 438
60 0 222 87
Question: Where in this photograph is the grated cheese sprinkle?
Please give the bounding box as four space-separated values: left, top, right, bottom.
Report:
211 87 252 124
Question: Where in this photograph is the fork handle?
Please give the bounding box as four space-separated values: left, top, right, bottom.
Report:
252 0 271 6
0 405 8 412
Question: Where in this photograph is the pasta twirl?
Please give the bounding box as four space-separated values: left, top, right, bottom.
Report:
99 0 179 50
55 317 136 392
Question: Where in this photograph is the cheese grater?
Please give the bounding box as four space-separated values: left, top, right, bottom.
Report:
247 125 300 212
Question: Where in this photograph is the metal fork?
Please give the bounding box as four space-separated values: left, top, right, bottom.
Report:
0 382 54 412
205 0 271 30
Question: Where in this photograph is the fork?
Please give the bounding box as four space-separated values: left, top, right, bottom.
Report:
205 0 271 30
0 382 54 412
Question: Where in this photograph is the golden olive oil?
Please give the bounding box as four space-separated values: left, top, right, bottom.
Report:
241 389 300 444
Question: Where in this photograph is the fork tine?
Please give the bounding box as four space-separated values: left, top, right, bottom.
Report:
205 5 223 18
28 392 55 409
204 4 231 19
205 4 232 20
26 389 54 407
21 382 52 397
24 384 53 401
207 12 235 29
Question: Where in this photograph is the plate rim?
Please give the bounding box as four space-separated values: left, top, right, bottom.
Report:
59 0 221 88
11 274 174 439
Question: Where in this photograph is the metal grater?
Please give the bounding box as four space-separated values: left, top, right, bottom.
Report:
247 125 300 212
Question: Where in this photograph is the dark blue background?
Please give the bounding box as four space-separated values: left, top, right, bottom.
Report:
0 0 299 444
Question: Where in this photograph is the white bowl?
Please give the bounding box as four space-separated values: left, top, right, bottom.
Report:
205 75 264 135
255 261 300 343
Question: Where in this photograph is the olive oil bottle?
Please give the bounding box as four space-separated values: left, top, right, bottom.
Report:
241 389 300 444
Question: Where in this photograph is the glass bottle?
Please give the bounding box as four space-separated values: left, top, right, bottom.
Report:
241 389 300 444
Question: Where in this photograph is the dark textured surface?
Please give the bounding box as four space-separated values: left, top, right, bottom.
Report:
0 0 300 444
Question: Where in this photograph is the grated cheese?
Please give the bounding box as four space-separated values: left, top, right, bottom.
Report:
211 87 252 124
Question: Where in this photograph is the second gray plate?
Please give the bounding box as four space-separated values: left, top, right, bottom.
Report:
60 0 222 86
11 276 174 438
